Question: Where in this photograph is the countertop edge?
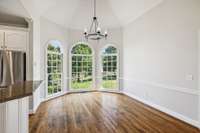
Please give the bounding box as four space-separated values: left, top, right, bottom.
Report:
0 80 43 103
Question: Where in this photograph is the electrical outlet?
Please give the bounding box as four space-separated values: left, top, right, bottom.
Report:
186 75 194 81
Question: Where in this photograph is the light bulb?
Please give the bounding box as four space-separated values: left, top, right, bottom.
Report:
104 30 108 35
84 28 87 33
97 27 101 33
84 28 87 35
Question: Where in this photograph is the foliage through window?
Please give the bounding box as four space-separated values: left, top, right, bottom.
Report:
102 46 118 89
103 46 117 54
47 41 63 96
72 44 92 55
71 43 93 90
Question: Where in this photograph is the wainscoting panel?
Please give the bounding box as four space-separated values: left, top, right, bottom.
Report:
123 78 200 128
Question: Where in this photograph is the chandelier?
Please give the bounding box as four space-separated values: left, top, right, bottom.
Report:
84 0 108 40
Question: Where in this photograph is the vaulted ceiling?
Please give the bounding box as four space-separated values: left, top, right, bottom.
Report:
0 0 162 29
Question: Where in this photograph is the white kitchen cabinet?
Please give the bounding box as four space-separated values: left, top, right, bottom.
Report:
29 82 44 114
0 97 29 133
6 99 19 133
0 103 6 133
18 97 29 133
0 31 3 47
0 28 28 51
5 30 27 51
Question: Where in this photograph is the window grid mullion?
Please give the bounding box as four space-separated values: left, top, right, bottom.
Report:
47 50 63 95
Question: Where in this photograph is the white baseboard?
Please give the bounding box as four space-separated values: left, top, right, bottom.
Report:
29 105 40 115
123 92 200 129
44 92 68 102
29 109 34 114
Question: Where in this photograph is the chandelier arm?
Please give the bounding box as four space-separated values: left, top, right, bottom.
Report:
83 0 108 40
89 19 94 32
95 19 98 32
96 21 99 32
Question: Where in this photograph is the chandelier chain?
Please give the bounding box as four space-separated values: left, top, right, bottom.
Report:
94 0 96 17
83 0 108 40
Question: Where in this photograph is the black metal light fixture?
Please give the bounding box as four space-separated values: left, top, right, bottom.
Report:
84 0 108 40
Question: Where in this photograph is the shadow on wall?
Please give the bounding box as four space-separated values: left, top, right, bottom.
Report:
0 12 28 27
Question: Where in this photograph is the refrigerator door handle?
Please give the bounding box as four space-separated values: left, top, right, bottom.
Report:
7 52 14 84
0 53 3 83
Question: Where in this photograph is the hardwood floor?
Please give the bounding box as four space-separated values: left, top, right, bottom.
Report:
29 92 200 133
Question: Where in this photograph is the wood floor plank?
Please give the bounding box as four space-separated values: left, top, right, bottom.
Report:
29 92 200 133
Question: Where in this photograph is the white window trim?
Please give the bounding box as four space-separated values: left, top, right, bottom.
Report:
99 44 120 91
45 40 64 99
69 42 95 92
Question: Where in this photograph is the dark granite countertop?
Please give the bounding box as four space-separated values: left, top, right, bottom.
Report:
0 81 43 103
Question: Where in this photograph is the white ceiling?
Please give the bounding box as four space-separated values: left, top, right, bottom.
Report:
0 0 30 18
0 0 163 29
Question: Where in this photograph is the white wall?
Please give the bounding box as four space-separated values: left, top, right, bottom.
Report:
29 17 70 111
29 17 42 111
32 18 41 80
34 17 123 101
123 0 200 126
68 28 123 90
40 17 69 97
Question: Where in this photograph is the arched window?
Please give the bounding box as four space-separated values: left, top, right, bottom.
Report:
101 45 118 90
46 40 63 96
70 43 94 90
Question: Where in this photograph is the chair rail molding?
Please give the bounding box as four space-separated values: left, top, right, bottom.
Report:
122 78 199 95
122 77 200 128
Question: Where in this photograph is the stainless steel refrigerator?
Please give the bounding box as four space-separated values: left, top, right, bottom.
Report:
0 50 26 87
